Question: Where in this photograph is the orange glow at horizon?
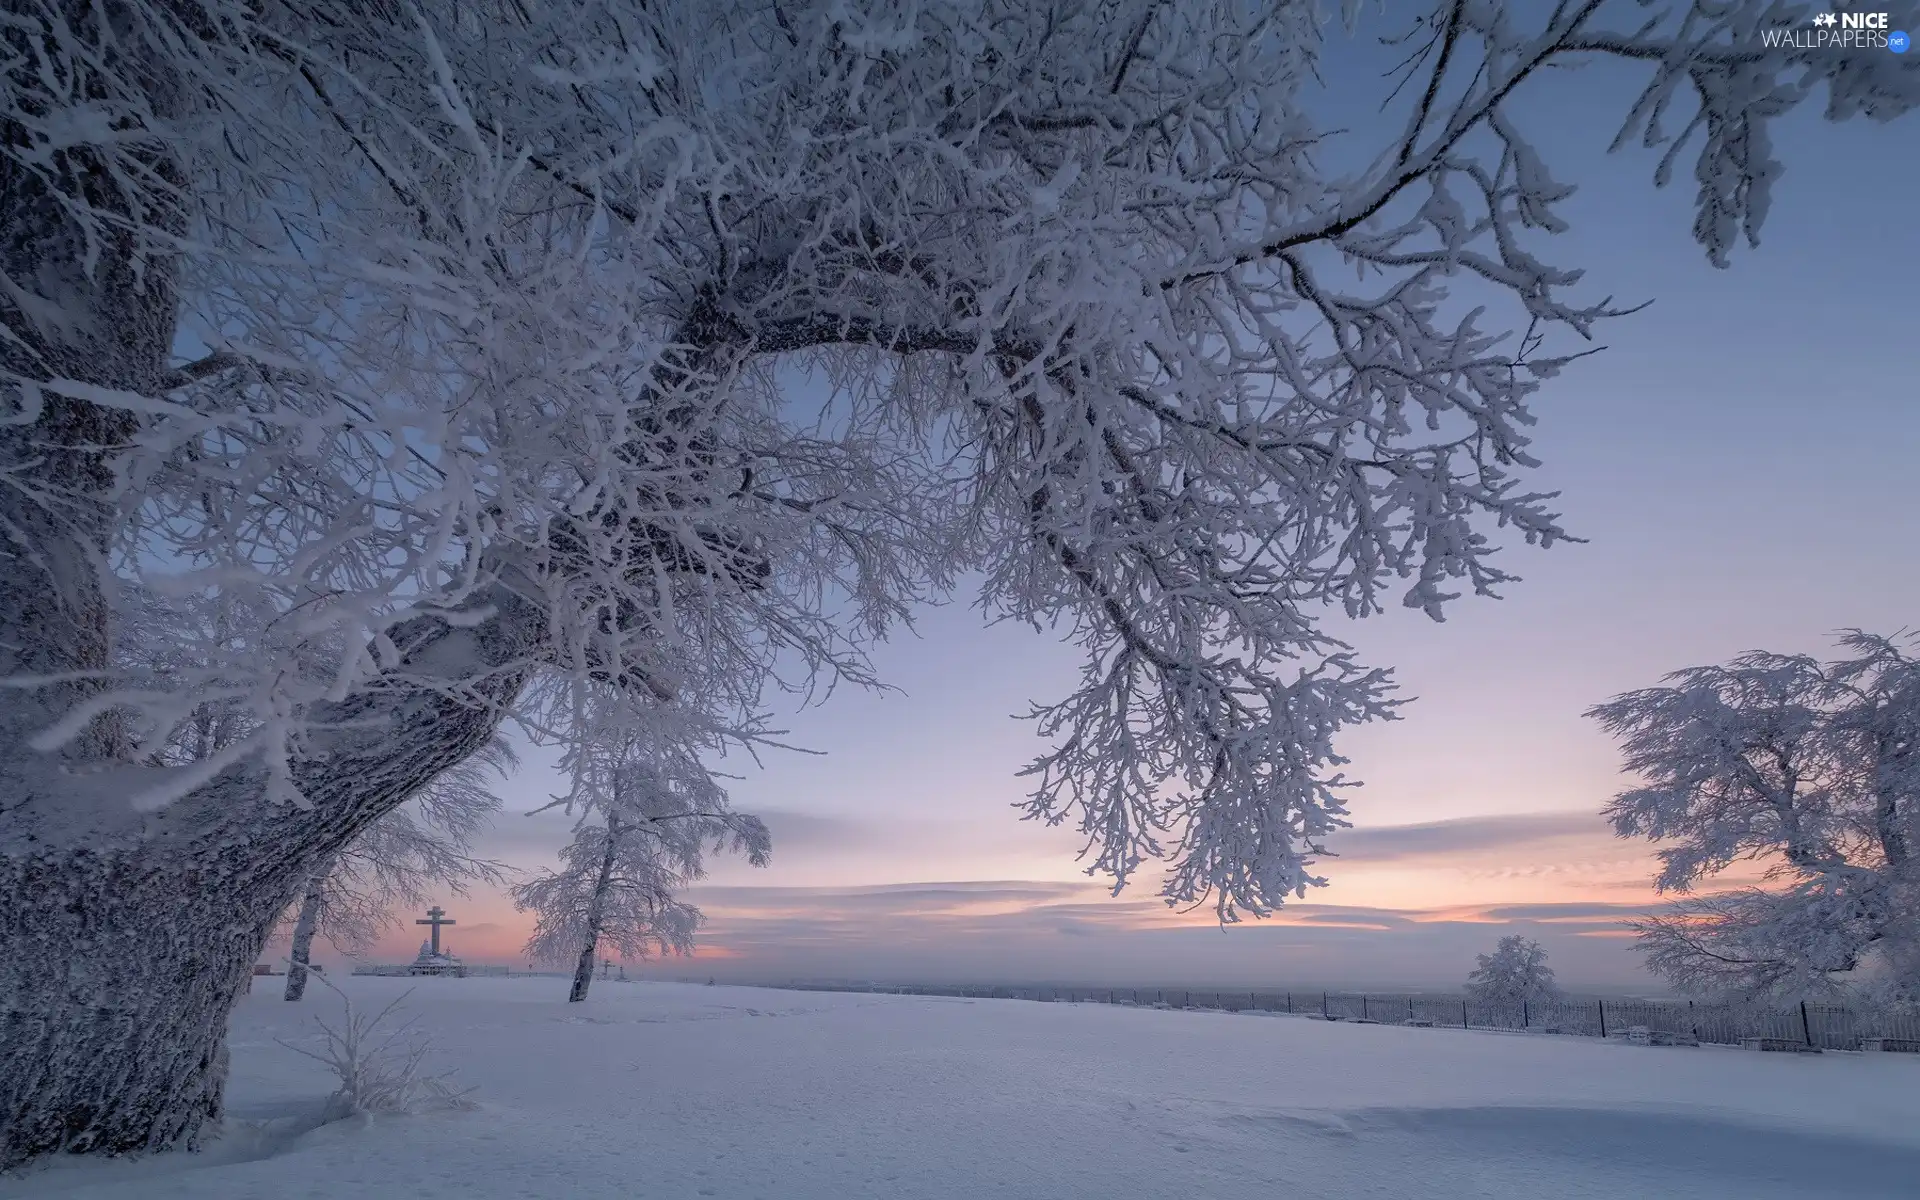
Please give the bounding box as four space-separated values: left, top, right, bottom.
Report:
272 812 1716 975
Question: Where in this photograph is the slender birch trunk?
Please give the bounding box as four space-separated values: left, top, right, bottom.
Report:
282 869 329 1002
567 813 624 1003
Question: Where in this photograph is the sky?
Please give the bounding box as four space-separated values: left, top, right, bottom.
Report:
326 11 1919 992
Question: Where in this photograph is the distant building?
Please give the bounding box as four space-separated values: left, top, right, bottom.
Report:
407 938 467 977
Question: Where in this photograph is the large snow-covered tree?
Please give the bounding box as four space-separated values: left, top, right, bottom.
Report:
3 0 1914 1168
1465 934 1560 1011
513 735 769 1003
1588 632 1920 1003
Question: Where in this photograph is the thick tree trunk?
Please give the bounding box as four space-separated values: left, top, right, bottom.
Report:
283 871 328 1002
567 814 624 1003
1 580 544 1170
0 843 289 1163
0 5 186 761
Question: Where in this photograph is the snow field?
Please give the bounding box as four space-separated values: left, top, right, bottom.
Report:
4 975 1918 1199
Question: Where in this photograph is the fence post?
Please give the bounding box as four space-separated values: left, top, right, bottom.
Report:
1285 992 1292 1013
1322 992 1329 1019
1598 1000 1607 1039
1688 999 1697 1039
1362 995 1369 1021
1522 999 1528 1028
1462 999 1469 1029
1801 1000 1813 1046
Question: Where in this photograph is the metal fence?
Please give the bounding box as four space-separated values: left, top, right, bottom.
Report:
349 963 516 977
771 982 1920 1051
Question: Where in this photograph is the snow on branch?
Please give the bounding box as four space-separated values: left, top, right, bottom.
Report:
5 0 1907 921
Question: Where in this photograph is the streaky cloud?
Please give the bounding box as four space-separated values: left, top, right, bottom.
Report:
1326 812 1608 863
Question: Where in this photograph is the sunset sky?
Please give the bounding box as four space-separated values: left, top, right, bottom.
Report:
321 25 1918 993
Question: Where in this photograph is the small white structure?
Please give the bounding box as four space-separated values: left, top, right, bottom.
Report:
407 939 467 977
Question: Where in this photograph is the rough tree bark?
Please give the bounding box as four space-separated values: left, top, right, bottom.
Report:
0 589 542 1168
282 869 329 1003
567 813 624 1004
0 5 550 1170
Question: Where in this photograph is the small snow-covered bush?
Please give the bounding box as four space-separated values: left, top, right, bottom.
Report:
1466 936 1560 1009
280 978 476 1121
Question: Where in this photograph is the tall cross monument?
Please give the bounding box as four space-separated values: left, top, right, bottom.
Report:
416 905 456 957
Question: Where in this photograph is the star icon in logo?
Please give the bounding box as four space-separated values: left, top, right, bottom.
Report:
1812 11 1838 25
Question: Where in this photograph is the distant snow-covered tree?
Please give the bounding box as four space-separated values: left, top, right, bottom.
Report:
513 735 769 1002
1466 935 1560 1011
5 0 1915 1168
1587 632 1920 1003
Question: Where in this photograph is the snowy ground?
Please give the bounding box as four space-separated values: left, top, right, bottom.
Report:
6 977 1919 1199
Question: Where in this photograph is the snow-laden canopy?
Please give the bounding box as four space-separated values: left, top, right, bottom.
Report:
6 0 1916 912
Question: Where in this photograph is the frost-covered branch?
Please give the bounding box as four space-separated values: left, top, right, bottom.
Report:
8 0 1910 898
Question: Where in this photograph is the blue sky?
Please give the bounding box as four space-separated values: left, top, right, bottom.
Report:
348 12 1919 992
